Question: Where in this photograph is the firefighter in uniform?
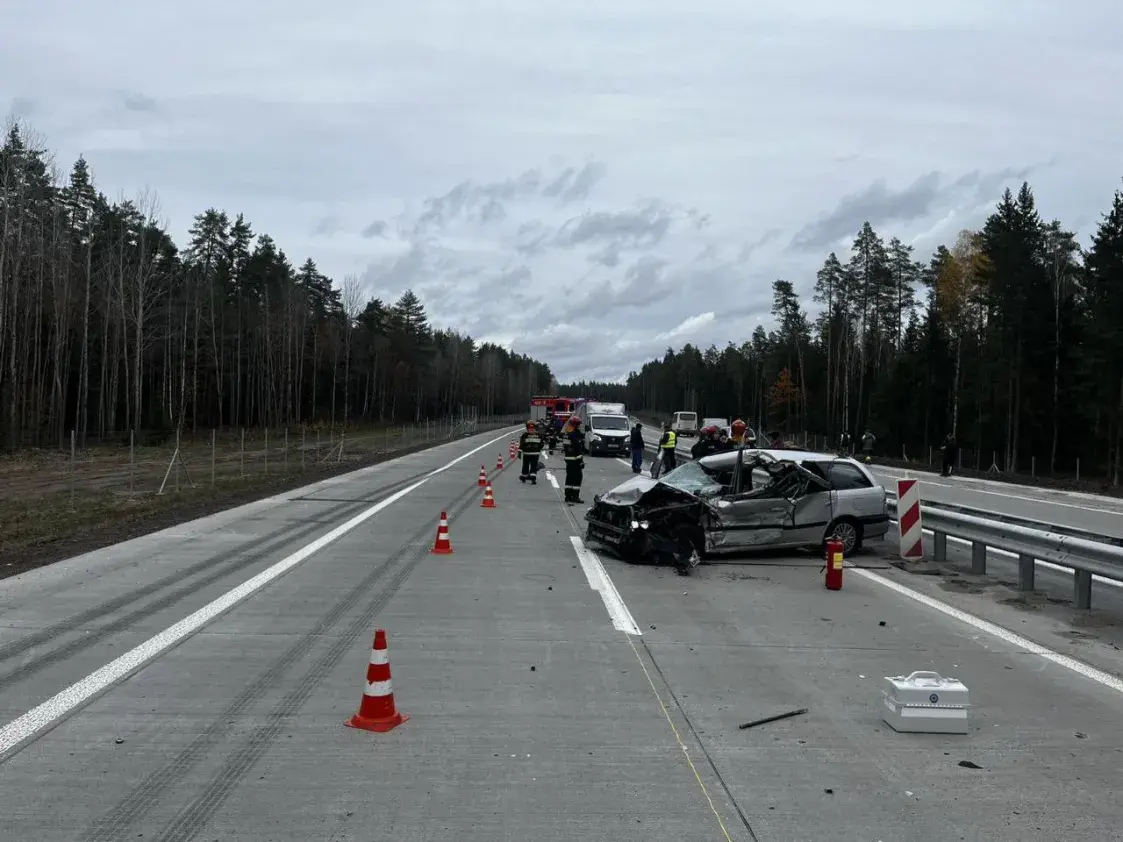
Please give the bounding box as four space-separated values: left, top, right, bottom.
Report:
518 420 544 484
562 417 586 504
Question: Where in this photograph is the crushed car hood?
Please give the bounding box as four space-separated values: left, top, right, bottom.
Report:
596 475 660 506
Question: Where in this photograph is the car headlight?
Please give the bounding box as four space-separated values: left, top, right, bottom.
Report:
639 520 649 529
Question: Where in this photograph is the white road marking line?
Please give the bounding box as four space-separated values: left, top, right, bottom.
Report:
0 426 522 761
877 468 1123 515
546 472 559 490
852 567 1123 695
615 458 632 469
569 536 642 636
888 519 1123 589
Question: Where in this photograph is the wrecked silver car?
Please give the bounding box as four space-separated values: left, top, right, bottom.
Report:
584 448 888 575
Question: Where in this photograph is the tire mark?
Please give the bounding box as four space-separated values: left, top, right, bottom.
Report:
0 467 435 669
80 476 483 842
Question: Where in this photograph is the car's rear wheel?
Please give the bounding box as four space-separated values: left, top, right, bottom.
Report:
825 517 862 558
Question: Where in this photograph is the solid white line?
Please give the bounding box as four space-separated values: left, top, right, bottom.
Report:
615 458 632 469
569 536 642 636
0 426 521 761
546 472 560 490
851 567 1123 695
877 468 1123 515
888 519 1123 589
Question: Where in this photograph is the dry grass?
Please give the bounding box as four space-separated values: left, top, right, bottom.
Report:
0 419 517 573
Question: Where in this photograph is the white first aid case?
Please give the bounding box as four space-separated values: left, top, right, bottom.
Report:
882 670 970 735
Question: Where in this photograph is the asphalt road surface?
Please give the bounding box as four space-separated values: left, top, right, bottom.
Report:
2 424 1123 840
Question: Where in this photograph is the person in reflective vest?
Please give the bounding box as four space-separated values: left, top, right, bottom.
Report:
518 420 544 485
562 417 586 504
659 422 677 473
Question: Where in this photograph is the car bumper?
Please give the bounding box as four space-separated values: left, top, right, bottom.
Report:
860 514 891 540
588 438 629 455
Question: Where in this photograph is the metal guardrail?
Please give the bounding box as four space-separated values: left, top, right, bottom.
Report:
887 499 1123 609
885 491 1123 550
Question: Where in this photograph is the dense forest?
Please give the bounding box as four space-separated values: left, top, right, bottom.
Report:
562 181 1123 484
0 121 553 451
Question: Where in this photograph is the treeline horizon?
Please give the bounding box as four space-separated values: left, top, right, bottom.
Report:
0 120 554 452
561 179 1123 484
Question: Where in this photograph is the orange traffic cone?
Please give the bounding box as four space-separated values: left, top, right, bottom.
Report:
345 629 408 733
430 511 453 554
496 454 504 471
478 465 487 486
481 484 497 508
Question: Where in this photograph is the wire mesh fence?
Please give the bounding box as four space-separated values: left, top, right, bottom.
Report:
0 414 523 507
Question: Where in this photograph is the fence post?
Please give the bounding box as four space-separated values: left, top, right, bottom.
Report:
933 532 948 562
211 429 216 486
129 430 135 499
1031 455 1035 477
264 427 269 476
302 428 306 472
1018 554 1035 591
70 429 76 509
285 428 289 474
1074 569 1093 609
240 428 245 478
175 429 181 493
1076 457 1081 482
971 541 987 575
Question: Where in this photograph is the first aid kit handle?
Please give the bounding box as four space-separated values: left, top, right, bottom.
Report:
904 671 943 682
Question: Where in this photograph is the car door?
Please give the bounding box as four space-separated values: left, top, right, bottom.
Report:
708 462 791 549
783 463 835 544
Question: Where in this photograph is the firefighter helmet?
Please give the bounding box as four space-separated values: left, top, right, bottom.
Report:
731 418 746 433
527 420 535 429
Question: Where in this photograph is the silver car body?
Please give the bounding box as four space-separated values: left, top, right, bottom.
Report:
585 447 890 557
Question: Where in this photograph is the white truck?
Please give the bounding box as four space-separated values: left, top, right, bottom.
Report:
671 411 698 437
575 401 630 456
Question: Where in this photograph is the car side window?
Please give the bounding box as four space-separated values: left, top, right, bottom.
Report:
826 463 873 490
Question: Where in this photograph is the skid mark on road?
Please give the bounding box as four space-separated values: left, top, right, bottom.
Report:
0 427 519 763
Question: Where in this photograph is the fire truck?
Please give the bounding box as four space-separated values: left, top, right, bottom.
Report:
530 396 580 427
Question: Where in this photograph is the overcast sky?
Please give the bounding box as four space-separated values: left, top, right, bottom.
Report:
4 1 1121 383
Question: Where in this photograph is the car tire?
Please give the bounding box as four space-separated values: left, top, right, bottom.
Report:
824 517 863 558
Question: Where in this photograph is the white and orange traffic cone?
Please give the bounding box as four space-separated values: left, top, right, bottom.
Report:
431 511 453 554
345 629 408 733
478 465 487 486
496 454 504 471
481 484 497 508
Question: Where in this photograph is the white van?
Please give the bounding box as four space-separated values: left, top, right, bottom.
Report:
671 411 698 437
576 402 630 456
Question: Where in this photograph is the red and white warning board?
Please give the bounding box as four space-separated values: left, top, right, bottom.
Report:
897 479 923 558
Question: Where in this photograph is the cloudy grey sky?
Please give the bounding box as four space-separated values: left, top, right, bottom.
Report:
4 1 1121 382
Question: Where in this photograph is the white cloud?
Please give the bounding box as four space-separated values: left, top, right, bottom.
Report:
3 0 1121 381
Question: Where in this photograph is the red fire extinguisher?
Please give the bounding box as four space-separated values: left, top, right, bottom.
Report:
825 538 844 590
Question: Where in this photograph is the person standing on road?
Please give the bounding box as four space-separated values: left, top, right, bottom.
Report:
629 422 645 473
659 422 678 474
861 429 876 463
518 420 544 485
730 419 747 447
563 417 586 504
940 433 958 477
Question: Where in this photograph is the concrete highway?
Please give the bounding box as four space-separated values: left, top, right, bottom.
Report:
2 424 1123 840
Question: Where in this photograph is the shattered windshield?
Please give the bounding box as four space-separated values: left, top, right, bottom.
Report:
658 461 724 496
